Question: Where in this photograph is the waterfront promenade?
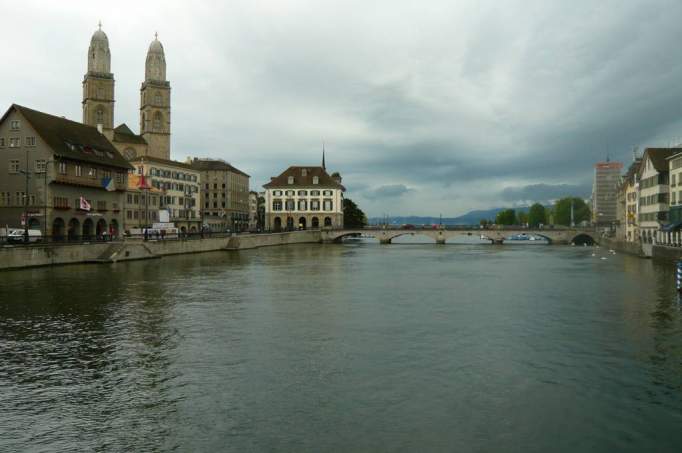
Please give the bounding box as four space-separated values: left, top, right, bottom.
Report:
0 226 597 271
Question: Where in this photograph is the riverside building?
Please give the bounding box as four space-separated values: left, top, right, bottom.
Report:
128 156 201 233
263 165 345 231
592 160 623 225
0 104 131 239
638 148 676 244
188 158 250 232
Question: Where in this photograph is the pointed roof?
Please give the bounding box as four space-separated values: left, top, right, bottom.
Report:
263 166 345 190
113 123 147 145
642 147 678 172
1 104 132 169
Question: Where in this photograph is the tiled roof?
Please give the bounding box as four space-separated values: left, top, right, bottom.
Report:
643 147 678 172
113 123 147 145
263 166 345 190
188 158 250 177
3 104 132 169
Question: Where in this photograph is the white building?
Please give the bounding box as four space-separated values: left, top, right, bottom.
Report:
638 148 676 244
263 166 345 231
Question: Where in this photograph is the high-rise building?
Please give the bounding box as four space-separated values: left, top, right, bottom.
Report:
592 160 623 225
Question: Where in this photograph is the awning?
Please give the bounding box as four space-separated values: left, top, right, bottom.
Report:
661 222 682 232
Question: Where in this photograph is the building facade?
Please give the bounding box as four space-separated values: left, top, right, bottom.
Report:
638 148 676 243
128 156 201 232
248 191 259 231
188 158 250 232
263 166 345 231
0 104 131 239
592 160 623 225
122 173 162 233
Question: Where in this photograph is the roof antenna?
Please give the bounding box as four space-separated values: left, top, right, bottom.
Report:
322 142 326 170
98 20 102 30
605 152 610 163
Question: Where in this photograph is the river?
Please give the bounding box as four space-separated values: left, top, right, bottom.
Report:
1 240 682 452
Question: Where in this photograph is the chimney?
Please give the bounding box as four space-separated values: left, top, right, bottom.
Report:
97 124 103 134
331 172 342 184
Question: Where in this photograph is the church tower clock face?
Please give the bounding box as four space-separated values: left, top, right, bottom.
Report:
124 148 137 160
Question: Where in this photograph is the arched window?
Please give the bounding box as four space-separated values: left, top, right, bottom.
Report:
153 112 162 131
96 108 104 124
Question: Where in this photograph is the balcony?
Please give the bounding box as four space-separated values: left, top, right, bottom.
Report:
55 174 127 191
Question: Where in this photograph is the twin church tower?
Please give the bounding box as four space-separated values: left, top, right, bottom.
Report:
82 23 171 161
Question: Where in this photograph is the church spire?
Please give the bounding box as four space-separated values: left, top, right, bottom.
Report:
322 142 326 170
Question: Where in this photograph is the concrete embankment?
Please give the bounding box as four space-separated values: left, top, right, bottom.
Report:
0 230 323 271
598 237 646 258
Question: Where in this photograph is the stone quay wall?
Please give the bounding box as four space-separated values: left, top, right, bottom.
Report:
0 230 323 271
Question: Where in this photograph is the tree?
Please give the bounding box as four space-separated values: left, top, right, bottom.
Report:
495 208 517 225
552 197 590 226
528 203 547 227
343 198 367 228
517 211 529 225
479 219 489 227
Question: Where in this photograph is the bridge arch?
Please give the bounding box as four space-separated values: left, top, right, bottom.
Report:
388 232 437 243
570 233 596 246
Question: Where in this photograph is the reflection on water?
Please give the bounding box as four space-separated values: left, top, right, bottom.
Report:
1 243 682 452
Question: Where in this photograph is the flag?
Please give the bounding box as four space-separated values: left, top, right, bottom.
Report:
101 177 115 192
79 197 91 211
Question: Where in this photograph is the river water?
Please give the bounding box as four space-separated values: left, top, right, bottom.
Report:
1 240 682 452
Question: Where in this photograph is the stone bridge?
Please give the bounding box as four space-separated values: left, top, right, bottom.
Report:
321 227 598 245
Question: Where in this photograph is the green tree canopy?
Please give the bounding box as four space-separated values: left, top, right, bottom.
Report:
517 211 529 225
495 208 517 225
343 198 367 228
528 203 547 227
552 197 590 226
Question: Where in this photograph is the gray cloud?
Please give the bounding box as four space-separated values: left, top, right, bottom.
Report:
2 0 682 217
363 184 413 200
500 184 592 204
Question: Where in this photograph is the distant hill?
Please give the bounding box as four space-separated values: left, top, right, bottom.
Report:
368 206 539 226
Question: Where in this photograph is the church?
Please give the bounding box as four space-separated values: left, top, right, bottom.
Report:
82 23 171 161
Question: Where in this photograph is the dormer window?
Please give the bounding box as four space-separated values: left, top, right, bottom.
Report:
302 169 307 176
313 176 319 185
288 176 294 185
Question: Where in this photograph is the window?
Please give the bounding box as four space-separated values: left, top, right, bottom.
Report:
273 190 282 196
297 190 307 196
302 169 307 176
323 190 333 196
25 136 36 147
76 165 82 177
9 160 20 174
285 190 295 196
285 199 295 210
323 199 333 211
88 167 97 179
272 200 283 211
96 109 104 124
59 162 67 174
10 120 19 130
35 160 46 173
310 199 320 211
288 176 294 185
310 190 320 196
9 137 20 148
313 176 319 185
153 112 162 130
298 200 307 210
116 172 123 184
155 93 162 105
0 138 4 147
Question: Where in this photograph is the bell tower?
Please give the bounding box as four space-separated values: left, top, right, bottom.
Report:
140 32 171 160
82 22 115 137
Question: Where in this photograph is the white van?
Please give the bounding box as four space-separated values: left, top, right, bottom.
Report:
4 228 43 244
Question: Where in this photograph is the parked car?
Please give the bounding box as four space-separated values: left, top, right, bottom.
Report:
4 228 42 243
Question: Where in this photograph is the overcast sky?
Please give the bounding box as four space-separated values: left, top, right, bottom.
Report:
3 0 682 217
